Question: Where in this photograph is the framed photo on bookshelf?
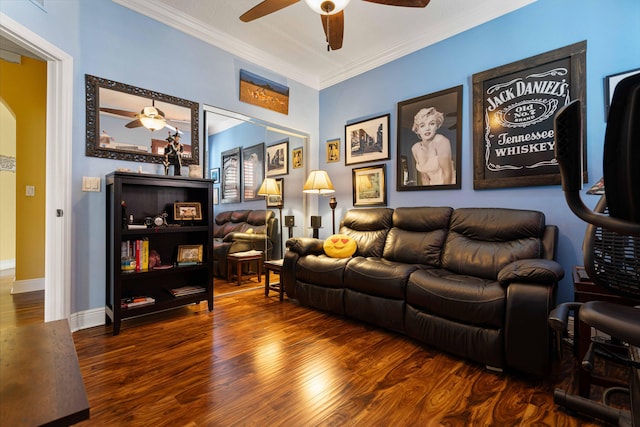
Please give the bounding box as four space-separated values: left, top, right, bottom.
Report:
177 245 203 263
174 202 202 221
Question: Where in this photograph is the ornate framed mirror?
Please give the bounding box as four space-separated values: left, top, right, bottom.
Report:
85 74 199 165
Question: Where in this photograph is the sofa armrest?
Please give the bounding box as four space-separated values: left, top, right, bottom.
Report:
498 259 564 285
223 232 266 243
286 237 325 257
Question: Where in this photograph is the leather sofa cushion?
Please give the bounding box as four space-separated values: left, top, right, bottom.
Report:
442 208 545 280
340 208 393 257
383 207 452 266
406 269 506 328
295 254 349 288
344 257 420 299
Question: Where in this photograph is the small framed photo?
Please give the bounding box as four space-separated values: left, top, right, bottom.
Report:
266 139 289 177
174 202 202 221
177 244 203 263
352 164 387 207
605 68 640 119
326 138 340 163
213 187 219 205
344 114 390 166
210 167 220 183
266 178 284 207
292 147 303 169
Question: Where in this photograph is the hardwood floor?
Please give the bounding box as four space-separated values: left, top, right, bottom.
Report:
1 270 628 426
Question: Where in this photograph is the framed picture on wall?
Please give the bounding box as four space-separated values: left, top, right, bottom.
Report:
604 68 640 119
210 167 220 183
326 138 340 163
472 41 587 189
352 164 387 206
213 187 219 205
266 178 284 207
242 143 265 201
292 147 303 169
266 139 288 177
344 114 390 166
397 86 462 191
221 147 241 204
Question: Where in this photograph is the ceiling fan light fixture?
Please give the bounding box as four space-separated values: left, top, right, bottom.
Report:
139 105 166 131
140 115 166 132
304 0 351 15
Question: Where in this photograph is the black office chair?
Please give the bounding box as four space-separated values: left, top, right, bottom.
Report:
549 73 640 426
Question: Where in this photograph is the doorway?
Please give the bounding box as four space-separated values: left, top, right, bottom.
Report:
1 13 73 323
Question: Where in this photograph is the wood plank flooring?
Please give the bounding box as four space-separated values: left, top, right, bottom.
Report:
1 270 629 426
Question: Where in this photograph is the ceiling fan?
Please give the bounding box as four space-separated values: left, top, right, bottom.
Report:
100 100 184 133
240 0 430 51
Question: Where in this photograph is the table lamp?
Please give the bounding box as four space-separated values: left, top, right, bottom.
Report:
302 170 337 237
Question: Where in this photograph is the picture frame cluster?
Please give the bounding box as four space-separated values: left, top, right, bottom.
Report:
329 40 591 206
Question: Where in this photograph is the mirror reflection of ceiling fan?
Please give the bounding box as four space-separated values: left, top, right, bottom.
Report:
240 0 430 51
100 100 186 134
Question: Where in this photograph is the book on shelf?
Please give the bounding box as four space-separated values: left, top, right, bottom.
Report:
228 249 263 258
121 296 155 309
121 238 150 272
169 286 206 297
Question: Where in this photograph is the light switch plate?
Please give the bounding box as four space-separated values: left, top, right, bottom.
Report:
26 185 35 197
82 177 101 192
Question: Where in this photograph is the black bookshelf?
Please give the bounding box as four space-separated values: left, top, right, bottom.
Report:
105 171 213 335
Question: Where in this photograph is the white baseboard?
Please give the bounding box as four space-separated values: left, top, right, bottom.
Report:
0 259 16 271
11 277 44 293
69 307 105 332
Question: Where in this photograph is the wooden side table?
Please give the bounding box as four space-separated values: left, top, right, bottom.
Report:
227 252 263 286
0 320 90 426
264 259 284 301
572 265 640 397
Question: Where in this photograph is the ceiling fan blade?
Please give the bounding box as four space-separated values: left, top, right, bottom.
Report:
240 0 300 22
100 107 138 118
321 11 344 51
125 119 143 129
363 0 430 7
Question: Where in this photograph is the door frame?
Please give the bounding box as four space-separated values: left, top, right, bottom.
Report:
1 13 73 322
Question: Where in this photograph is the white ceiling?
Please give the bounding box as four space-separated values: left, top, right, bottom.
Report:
114 0 537 90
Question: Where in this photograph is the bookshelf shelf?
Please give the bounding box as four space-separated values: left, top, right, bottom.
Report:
105 171 213 335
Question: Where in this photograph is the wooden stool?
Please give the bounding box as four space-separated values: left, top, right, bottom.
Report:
264 259 284 301
227 252 262 286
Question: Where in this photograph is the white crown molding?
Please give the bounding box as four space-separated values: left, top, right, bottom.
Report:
319 0 537 88
113 0 320 89
114 0 536 90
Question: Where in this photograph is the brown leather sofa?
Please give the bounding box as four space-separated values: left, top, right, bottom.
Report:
213 210 280 278
282 206 564 377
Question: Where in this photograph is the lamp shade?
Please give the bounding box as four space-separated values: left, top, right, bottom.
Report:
303 170 335 195
257 178 281 196
304 0 351 15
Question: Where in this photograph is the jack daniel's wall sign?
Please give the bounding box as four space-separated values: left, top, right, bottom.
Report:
472 41 587 189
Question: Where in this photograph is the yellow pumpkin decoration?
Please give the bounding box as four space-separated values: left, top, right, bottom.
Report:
323 234 357 258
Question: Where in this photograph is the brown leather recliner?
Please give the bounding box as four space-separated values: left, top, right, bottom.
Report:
213 210 279 278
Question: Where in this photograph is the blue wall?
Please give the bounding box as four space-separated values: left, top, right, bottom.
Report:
318 0 640 303
1 0 318 314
